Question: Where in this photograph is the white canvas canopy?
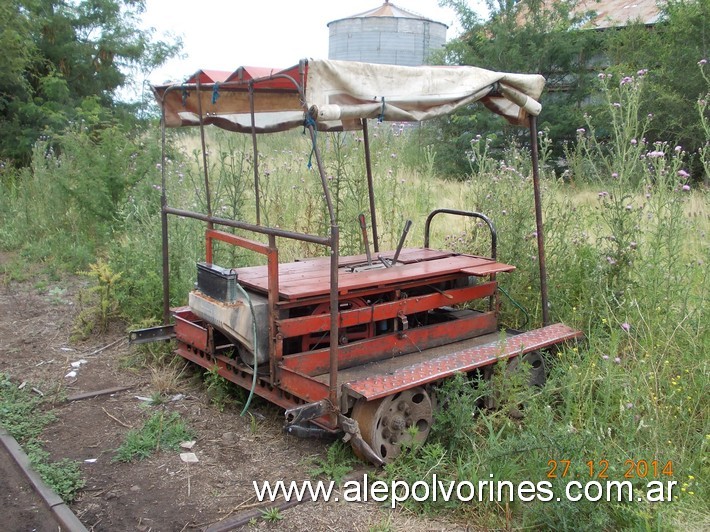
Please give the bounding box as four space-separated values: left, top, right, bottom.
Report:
153 59 546 132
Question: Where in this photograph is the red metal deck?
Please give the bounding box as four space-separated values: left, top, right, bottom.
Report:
342 323 583 401
234 248 515 300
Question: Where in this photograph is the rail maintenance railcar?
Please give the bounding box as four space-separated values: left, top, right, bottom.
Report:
130 59 582 465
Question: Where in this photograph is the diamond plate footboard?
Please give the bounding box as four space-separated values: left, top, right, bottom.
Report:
343 323 582 401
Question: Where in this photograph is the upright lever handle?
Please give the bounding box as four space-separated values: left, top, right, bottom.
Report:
392 219 412 265
358 213 372 266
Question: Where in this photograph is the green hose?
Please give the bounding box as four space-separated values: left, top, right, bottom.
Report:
234 282 259 416
498 285 530 329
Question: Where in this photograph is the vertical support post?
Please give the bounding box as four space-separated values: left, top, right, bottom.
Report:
529 115 550 326
267 234 280 384
361 119 379 252
328 226 340 407
205 232 213 264
196 79 214 260
160 105 170 325
249 82 261 225
306 119 340 408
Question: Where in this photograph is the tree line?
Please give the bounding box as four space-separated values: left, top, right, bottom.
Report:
0 0 708 179
0 0 180 167
432 0 709 178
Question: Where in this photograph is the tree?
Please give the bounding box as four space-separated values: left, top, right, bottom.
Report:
423 0 603 176
0 0 181 166
428 0 709 179
604 0 710 174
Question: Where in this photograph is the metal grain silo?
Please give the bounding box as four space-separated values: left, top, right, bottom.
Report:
327 1 448 66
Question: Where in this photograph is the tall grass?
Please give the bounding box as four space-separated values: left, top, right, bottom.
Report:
0 70 707 529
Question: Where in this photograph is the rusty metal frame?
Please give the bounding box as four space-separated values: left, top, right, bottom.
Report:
282 311 499 376
276 281 496 339
173 307 338 428
157 62 341 406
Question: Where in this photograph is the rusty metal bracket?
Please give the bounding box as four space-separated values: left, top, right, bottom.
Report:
284 399 333 427
128 325 175 345
397 310 408 336
338 413 384 467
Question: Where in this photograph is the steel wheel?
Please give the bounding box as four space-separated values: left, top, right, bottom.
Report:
507 351 547 387
351 387 434 463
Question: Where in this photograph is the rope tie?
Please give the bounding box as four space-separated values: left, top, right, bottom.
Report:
211 83 220 104
303 114 318 169
378 97 386 123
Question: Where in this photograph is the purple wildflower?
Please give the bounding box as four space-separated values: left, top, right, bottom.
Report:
621 322 631 332
682 184 691 191
699 59 708 66
620 76 634 85
614 357 621 364
678 169 690 178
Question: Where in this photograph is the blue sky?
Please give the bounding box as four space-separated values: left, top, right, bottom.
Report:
140 0 479 85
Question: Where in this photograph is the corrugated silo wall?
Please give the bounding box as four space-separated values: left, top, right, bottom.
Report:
328 17 446 66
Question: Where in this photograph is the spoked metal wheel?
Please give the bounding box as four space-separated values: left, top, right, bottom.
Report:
351 386 434 463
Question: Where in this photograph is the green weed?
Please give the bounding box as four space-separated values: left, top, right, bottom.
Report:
73 259 122 339
113 410 193 462
27 444 84 503
1 258 30 284
0 374 85 501
260 507 284 523
203 365 244 412
308 440 355 484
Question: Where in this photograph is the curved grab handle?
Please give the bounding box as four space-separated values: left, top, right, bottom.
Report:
424 209 497 260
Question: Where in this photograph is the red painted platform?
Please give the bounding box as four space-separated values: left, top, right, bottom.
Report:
233 248 514 300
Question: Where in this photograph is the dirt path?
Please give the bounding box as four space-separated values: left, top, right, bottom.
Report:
0 257 461 531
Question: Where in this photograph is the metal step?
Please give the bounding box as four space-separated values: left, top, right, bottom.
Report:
343 323 582 401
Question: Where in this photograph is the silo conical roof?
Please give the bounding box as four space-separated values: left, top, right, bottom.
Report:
328 1 446 27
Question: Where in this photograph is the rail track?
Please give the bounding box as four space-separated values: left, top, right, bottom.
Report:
0 426 88 532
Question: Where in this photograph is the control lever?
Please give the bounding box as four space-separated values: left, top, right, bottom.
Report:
358 213 372 266
391 219 412 265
